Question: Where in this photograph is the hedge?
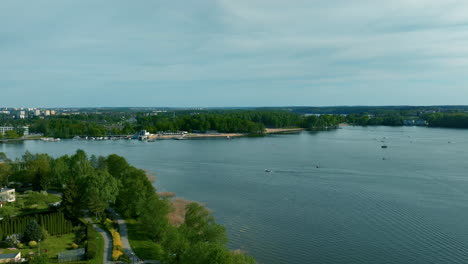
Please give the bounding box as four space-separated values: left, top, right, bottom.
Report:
0 212 73 240
86 224 97 260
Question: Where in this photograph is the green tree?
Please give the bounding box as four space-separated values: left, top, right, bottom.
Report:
180 203 227 245
0 206 19 219
105 154 130 179
85 170 119 218
0 162 11 186
179 243 229 264
116 167 155 218
139 194 170 241
61 177 82 219
4 130 20 139
24 220 43 242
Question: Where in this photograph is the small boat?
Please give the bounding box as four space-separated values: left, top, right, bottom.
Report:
381 145 388 149
265 169 272 173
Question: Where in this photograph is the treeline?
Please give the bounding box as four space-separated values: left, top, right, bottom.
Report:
30 119 108 138
0 212 73 240
1 150 256 264
346 113 404 126
423 113 468 128
301 115 345 129
136 111 343 133
21 111 345 138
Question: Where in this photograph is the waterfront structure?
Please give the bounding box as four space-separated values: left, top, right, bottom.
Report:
0 188 16 202
0 126 29 136
403 120 428 126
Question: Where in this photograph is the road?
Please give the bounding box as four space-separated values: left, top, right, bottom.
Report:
85 217 113 264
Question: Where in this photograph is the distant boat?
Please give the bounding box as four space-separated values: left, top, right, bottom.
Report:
265 169 272 173
381 145 388 148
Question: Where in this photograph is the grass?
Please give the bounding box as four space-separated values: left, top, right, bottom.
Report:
125 219 161 260
5 191 62 216
88 231 104 264
0 233 76 258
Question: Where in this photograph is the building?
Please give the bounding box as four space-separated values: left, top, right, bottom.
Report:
35 109 41 116
19 111 26 119
0 126 29 136
403 120 427 126
0 188 16 202
45 110 51 116
0 252 22 263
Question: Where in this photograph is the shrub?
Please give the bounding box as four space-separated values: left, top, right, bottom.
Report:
111 229 123 251
17 243 24 249
103 218 114 230
41 228 49 241
5 234 21 247
24 220 43 242
112 249 123 261
29 241 38 248
86 225 97 260
71 243 79 249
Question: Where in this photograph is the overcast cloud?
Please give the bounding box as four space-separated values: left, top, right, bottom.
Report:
1 0 468 107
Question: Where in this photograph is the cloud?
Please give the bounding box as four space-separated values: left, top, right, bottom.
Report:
1 0 468 107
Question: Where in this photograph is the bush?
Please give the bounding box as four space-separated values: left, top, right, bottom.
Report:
71 243 79 249
29 241 38 248
86 225 97 260
110 229 123 251
17 243 24 249
5 234 21 247
112 249 123 261
41 228 49 241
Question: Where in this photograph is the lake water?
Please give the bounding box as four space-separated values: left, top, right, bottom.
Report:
2 126 468 264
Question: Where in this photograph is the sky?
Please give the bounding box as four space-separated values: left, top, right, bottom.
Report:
1 0 468 107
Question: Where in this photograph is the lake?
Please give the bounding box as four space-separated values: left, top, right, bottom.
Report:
2 126 468 264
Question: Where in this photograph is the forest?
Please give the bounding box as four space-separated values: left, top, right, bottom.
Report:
0 150 256 264
9 111 345 138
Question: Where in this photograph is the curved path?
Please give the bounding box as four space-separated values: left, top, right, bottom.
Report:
107 208 161 264
85 217 113 264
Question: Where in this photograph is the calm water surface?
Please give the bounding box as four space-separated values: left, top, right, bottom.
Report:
2 126 468 264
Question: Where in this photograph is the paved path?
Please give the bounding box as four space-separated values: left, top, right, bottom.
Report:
107 208 160 264
85 217 113 264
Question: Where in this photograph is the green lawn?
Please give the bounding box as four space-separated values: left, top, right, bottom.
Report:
0 233 77 258
88 231 104 264
126 219 161 260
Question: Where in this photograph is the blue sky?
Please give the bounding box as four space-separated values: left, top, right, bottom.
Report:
1 0 468 107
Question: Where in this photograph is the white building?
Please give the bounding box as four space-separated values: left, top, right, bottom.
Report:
0 252 22 263
0 188 16 202
0 126 29 136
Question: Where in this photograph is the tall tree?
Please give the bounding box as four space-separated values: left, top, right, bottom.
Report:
85 170 119 218
139 194 170 241
61 177 82 219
